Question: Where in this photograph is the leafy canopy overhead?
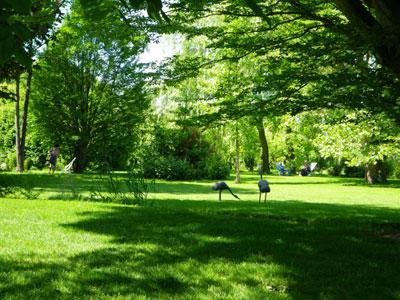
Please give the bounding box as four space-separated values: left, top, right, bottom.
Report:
157 1 400 125
2 0 400 78
0 0 62 80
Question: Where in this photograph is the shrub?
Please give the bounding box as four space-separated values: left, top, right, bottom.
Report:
142 157 160 179
204 158 231 180
143 156 193 180
142 154 230 181
6 152 16 171
344 166 365 178
158 156 195 180
327 165 343 176
24 158 33 171
244 156 256 172
392 158 400 179
394 166 400 179
0 174 15 197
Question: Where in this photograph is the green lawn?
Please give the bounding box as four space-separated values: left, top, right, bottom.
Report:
0 172 399 299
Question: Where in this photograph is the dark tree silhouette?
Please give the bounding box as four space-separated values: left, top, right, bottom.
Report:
212 182 240 201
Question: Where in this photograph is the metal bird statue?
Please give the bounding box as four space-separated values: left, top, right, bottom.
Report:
258 172 270 203
212 181 240 201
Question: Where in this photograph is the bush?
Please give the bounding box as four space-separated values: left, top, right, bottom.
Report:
0 174 15 197
35 154 48 170
385 158 400 179
6 152 16 171
143 156 196 180
244 156 256 172
142 157 159 179
394 167 400 179
327 165 343 176
344 166 365 178
142 155 230 181
204 158 231 180
393 159 400 179
159 157 193 180
24 158 33 171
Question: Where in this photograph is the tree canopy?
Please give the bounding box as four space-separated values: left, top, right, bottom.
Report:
0 0 399 183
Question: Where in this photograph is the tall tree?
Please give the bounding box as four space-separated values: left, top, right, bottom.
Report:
1 1 62 171
31 2 150 172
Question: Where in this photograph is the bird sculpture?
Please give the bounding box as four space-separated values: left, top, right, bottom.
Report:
258 172 270 203
212 181 240 201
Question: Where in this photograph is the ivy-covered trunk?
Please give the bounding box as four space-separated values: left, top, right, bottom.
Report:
20 68 33 170
365 160 387 184
257 118 270 174
15 75 23 172
234 123 240 184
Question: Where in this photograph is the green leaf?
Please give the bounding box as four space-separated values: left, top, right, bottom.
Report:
14 47 32 68
5 0 32 13
0 34 15 64
10 23 31 41
128 0 146 9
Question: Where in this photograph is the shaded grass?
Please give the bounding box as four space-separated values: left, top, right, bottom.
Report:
0 172 400 299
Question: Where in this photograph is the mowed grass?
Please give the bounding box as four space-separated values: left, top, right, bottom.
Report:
0 172 400 299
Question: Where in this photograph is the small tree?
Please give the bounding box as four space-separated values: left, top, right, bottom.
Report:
316 111 400 184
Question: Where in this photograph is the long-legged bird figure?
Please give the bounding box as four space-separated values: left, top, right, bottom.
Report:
212 181 240 201
258 173 270 203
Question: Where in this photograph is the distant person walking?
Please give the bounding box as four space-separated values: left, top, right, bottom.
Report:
48 144 60 174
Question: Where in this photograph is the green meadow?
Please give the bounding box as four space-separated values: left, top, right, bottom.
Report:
0 173 399 299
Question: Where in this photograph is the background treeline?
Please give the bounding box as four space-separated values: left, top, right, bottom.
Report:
0 0 399 183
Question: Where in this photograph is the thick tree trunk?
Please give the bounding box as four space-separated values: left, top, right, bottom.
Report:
257 118 270 174
15 75 23 172
234 124 240 184
73 141 88 173
365 160 387 184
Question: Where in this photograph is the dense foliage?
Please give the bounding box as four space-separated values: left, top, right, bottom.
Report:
30 3 150 172
141 125 230 180
0 0 399 184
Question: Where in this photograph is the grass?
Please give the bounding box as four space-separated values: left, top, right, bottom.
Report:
0 172 400 299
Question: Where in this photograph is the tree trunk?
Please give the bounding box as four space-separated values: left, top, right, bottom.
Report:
73 144 87 173
365 160 387 184
20 68 33 170
15 75 23 172
257 118 270 174
234 123 240 184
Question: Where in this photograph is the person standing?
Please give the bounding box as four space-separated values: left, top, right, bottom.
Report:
300 160 310 176
48 144 60 174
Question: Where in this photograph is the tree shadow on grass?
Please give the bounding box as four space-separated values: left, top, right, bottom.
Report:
2 200 399 298
0 173 99 195
0 253 188 299
64 200 400 299
342 179 400 189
